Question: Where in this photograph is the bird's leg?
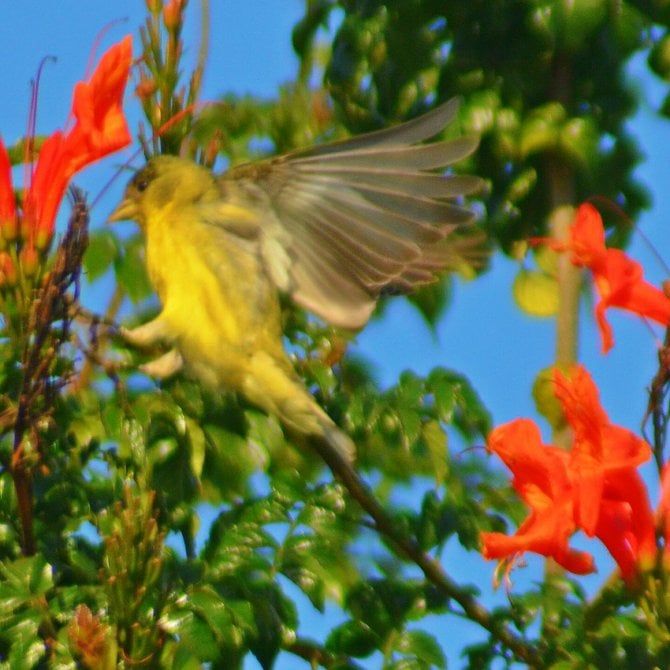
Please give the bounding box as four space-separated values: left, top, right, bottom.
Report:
139 348 184 379
121 316 184 379
120 316 171 347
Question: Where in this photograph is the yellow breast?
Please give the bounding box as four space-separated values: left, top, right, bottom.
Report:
143 202 286 388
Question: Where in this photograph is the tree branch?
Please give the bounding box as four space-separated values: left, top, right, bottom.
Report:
310 436 542 667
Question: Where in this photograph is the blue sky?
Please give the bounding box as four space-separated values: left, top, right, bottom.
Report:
3 2 670 667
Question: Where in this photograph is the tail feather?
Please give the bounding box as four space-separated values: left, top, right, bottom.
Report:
242 351 356 464
315 418 356 465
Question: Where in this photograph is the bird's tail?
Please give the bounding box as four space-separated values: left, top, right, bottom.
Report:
241 351 356 464
307 411 356 465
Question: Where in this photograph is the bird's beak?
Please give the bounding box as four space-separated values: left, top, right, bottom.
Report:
107 198 136 224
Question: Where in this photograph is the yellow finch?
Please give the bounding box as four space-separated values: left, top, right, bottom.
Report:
109 98 483 464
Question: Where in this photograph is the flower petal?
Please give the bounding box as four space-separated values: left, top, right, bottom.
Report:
26 36 132 247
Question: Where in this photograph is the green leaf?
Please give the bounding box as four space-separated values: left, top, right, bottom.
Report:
417 491 441 551
185 417 206 478
281 533 327 611
427 368 491 438
249 599 284 670
395 630 446 669
326 620 379 658
346 580 419 637
187 585 251 659
559 117 599 166
114 235 153 304
199 423 259 500
176 612 222 663
166 643 207 670
422 420 448 486
519 104 564 157
0 556 53 608
84 228 119 281
5 619 45 670
406 280 450 328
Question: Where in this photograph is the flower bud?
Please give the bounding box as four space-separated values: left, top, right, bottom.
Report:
0 214 18 243
34 225 53 253
20 245 39 277
0 252 17 286
162 0 184 30
135 78 158 102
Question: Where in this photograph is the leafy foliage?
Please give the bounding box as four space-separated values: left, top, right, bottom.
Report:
2 1 670 669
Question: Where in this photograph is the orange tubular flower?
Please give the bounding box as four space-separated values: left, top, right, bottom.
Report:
482 365 656 585
659 466 670 569
559 203 670 353
554 366 652 534
23 35 133 251
481 419 595 576
557 365 656 583
0 139 17 241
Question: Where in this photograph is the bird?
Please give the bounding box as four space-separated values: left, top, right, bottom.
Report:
108 98 484 466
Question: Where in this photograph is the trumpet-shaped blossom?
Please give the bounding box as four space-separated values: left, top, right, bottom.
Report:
555 203 670 353
0 140 17 243
481 418 595 575
554 366 652 535
481 365 656 585
1 35 132 251
658 466 670 568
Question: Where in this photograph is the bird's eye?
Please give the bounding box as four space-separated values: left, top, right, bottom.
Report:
130 162 157 194
135 177 149 192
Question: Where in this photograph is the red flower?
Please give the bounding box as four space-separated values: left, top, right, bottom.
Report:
558 203 670 353
15 36 133 250
481 419 595 576
596 472 657 578
554 366 652 535
482 365 656 585
654 464 670 571
0 139 17 240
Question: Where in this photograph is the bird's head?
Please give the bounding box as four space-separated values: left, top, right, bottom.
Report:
109 155 216 228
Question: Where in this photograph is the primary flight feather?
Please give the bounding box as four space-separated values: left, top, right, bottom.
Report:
109 98 484 464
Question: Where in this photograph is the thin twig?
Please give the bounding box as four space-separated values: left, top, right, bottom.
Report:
71 283 125 393
643 326 670 471
286 638 342 669
310 437 542 667
11 188 90 555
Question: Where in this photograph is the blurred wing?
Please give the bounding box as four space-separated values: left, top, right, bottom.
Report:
215 98 484 329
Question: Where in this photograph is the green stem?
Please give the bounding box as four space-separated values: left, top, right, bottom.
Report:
542 152 580 629
547 159 580 374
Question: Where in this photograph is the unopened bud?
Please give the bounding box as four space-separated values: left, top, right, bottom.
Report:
135 78 158 102
34 226 52 253
162 0 184 30
203 135 221 165
0 252 17 286
0 215 18 242
20 245 39 277
19 212 33 242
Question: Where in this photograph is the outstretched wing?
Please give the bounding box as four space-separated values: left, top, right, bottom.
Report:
214 98 484 329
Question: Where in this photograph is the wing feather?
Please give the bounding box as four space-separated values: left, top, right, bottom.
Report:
216 97 484 328
293 97 461 156
298 172 482 199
